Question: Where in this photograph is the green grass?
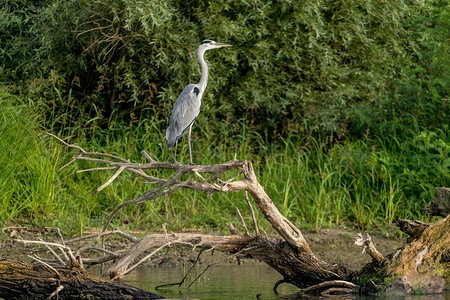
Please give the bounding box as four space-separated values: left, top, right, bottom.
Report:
1 91 448 235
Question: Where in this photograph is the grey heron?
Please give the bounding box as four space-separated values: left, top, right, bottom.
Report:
166 40 232 164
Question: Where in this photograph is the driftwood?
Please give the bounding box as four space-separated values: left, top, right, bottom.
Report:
0 229 165 299
1 133 448 298
385 215 449 294
353 187 450 294
0 258 163 300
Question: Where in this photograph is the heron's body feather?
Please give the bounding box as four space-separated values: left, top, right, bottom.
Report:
166 84 201 149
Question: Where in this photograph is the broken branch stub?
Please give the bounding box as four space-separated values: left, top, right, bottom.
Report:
354 233 387 266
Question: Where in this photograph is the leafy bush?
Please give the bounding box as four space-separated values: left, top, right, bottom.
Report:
1 0 448 141
365 0 450 137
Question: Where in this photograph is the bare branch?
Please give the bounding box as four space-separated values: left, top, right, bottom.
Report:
28 255 61 278
75 246 121 259
302 280 358 293
65 229 138 244
245 191 259 236
102 179 191 232
94 165 126 195
17 239 70 250
44 133 86 153
141 150 155 162
193 170 206 181
77 166 117 173
58 158 77 172
79 152 130 163
236 207 250 236
38 237 65 266
49 285 65 299
46 227 66 246
218 170 243 186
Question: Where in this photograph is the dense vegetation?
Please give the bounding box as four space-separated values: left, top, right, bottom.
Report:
0 0 448 234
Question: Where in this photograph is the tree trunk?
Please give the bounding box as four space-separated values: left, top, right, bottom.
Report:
385 215 449 294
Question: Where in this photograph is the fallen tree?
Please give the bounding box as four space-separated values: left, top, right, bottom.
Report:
0 134 448 298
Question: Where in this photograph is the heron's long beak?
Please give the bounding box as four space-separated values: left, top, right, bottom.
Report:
216 43 233 47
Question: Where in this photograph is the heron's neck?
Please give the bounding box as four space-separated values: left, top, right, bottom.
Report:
197 48 208 93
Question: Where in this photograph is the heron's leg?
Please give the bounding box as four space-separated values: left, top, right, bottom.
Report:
173 140 178 163
188 123 194 164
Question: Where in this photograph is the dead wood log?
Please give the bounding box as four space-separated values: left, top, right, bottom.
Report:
353 214 450 294
104 232 352 287
385 215 449 294
104 233 255 280
5 227 352 293
0 258 164 300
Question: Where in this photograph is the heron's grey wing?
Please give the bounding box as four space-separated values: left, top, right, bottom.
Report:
166 84 201 148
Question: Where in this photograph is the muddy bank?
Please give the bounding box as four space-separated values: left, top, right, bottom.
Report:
0 227 402 272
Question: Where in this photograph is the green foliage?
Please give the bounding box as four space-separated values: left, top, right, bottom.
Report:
357 271 397 294
375 0 450 136
1 0 448 139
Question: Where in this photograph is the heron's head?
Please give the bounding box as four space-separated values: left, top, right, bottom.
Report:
199 40 233 51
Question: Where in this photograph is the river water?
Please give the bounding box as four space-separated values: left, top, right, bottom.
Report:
122 263 449 300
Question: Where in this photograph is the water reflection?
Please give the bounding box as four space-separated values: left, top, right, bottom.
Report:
125 264 296 299
121 264 449 300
